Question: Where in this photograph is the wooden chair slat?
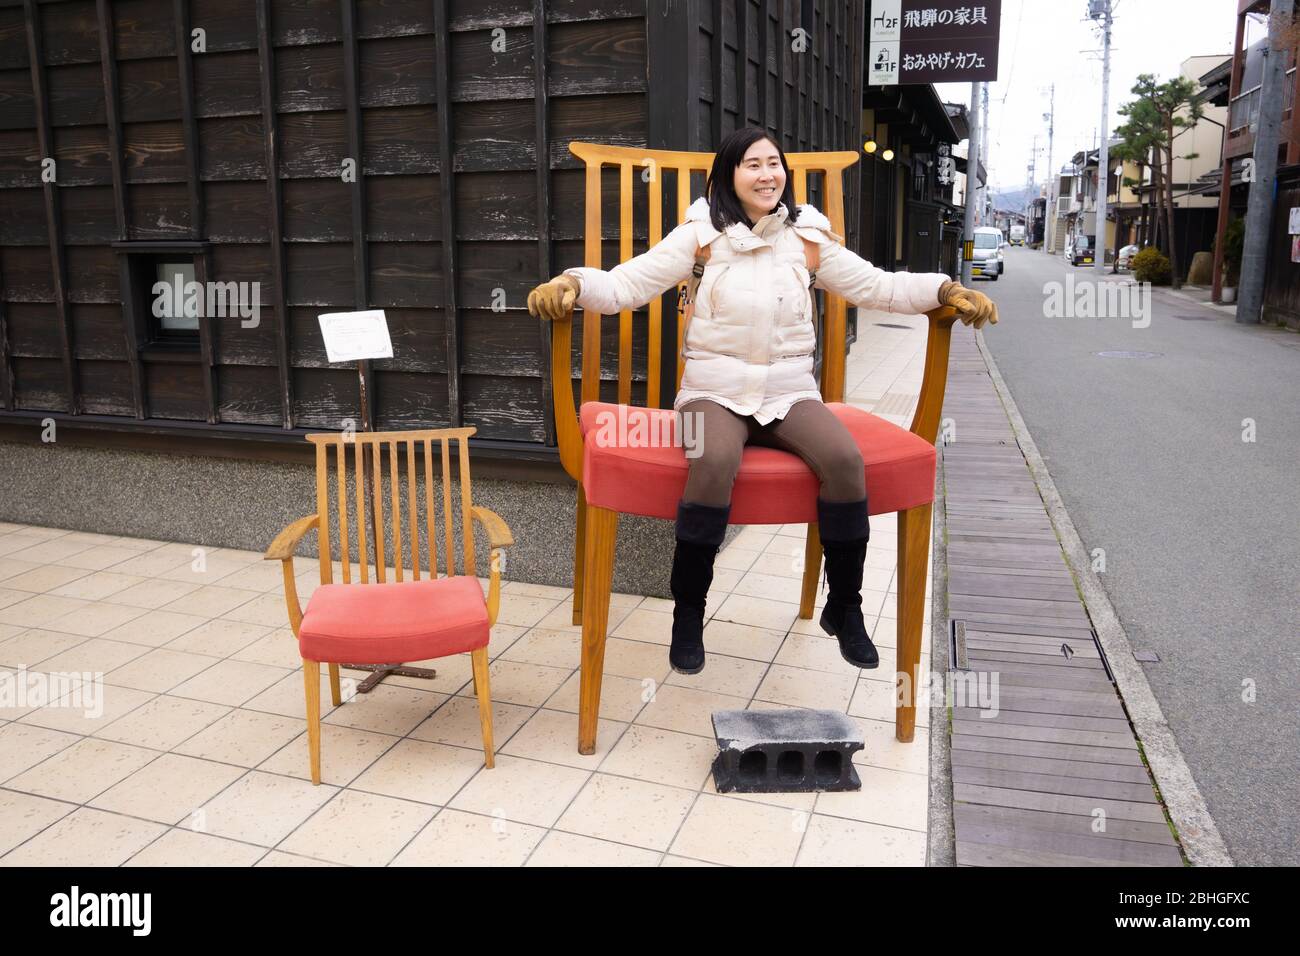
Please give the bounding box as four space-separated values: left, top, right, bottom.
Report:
389 440 404 582
372 438 387 583
618 162 633 407
354 439 369 583
458 436 475 579
441 436 454 576
423 439 438 578
315 441 331 584
336 442 350 584
407 439 420 580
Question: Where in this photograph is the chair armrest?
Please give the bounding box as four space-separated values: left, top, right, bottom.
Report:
264 514 320 561
471 506 514 627
542 303 585 481
908 306 959 444
263 514 319 637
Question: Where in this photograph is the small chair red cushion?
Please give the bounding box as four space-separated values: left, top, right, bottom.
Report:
579 401 936 524
298 575 490 664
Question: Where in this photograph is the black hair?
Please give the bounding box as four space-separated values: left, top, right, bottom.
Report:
704 127 797 231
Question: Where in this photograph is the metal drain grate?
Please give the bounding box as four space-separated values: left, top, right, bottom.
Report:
1096 350 1163 359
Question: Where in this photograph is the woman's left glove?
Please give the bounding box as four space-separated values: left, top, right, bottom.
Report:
938 279 999 329
527 274 582 321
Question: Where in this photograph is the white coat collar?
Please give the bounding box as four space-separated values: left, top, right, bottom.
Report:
683 197 837 249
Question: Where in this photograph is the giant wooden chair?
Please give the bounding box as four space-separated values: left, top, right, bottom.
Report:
264 427 514 783
551 142 958 755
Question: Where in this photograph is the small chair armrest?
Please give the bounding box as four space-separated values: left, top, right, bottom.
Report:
264 515 320 562
908 306 960 444
471 506 514 627
542 302 585 482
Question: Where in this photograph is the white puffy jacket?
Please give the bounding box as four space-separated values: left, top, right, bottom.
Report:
564 196 948 425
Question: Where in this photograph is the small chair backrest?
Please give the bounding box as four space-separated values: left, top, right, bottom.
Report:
304 427 477 585
553 141 860 481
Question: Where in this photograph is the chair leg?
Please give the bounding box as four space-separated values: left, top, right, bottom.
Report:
302 659 322 784
578 503 618 755
328 662 342 707
896 503 932 743
572 483 587 626
799 522 822 619
470 646 494 768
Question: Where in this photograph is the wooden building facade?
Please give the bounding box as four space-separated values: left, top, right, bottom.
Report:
0 0 866 466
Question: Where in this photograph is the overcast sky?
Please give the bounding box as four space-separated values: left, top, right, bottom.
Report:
933 0 1238 194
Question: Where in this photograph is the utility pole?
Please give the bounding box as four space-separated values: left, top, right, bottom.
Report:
1092 0 1113 274
962 81 982 284
1237 0 1293 324
1044 84 1056 253
981 82 990 225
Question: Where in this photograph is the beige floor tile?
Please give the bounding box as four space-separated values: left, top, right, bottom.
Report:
196 770 337 847
664 651 768 699
745 550 807 579
48 570 147 602
391 808 546 866
243 669 343 721
323 683 445 736
159 557 251 587
105 549 194 579
105 648 221 693
610 606 673 645
795 814 926 866
848 678 929 727
95 695 231 751
854 716 929 775
161 585 263 619
0 789 75 856
166 618 272 658
503 581 573 600
706 567 744 595
169 659 293 707
349 653 474 696
5 737 157 803
46 600 151 638
556 773 695 851
208 561 286 593
219 591 293 627
4 538 95 565
174 708 305 767
775 632 856 673
0 594 90 629
54 545 146 572
714 546 759 572
1 564 90 594
101 609 209 647
728 528 777 552
634 683 749 739
350 738 484 805
124 828 267 867
0 588 29 611
0 629 88 669
601 637 673 683
485 623 527 658
814 765 929 832
524 830 660 867
731 570 807 605
448 753 590 827
498 627 581 669
90 753 246 824
533 597 635 634
278 789 436 866
699 758 818 812
0 622 24 641
711 593 799 632
669 792 805 866
455 659 569 709
543 670 651 723
259 724 398 786
500 707 626 770
409 695 532 751
0 807 166 867
754 664 856 711
29 636 150 675
231 629 302 669
661 854 720 866
103 578 200 610
19 684 154 736
699 618 785 662
255 850 339 867
489 592 562 629
598 724 715 791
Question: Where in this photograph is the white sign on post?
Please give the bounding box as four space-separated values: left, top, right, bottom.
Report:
317 310 393 363
1288 207 1300 235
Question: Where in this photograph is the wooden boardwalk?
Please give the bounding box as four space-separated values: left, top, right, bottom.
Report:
940 330 1184 867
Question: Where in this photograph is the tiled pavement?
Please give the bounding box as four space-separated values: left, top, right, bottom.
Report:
0 311 937 867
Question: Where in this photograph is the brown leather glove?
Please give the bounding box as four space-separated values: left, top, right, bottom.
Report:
938 279 999 329
527 273 582 321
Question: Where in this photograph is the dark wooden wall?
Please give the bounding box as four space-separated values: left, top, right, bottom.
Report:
0 0 864 454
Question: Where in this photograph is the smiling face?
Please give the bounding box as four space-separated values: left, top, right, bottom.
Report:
733 137 787 225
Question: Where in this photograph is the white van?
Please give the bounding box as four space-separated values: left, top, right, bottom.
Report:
969 227 1004 280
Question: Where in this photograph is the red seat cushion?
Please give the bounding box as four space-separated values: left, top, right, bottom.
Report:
579 401 936 524
298 575 489 664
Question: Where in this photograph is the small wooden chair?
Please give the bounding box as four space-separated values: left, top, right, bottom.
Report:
264 427 514 783
552 142 958 754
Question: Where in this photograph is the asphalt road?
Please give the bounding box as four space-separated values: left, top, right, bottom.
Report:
974 246 1300 866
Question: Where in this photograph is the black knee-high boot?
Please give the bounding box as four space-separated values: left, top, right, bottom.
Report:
669 499 731 674
817 496 878 668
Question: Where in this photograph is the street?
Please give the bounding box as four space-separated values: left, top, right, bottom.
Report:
973 246 1300 865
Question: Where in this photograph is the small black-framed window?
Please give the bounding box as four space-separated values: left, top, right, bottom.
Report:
113 241 209 356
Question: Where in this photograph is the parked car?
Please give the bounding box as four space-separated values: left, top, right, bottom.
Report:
1065 234 1095 266
1009 224 1026 246
1116 244 1139 271
970 226 1004 280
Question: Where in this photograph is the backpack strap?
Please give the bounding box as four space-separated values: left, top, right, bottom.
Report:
677 243 712 361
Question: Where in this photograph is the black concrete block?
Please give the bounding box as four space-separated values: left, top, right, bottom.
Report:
711 708 864 793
